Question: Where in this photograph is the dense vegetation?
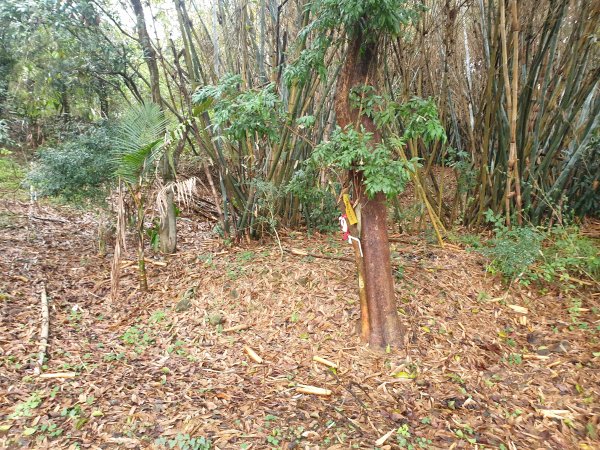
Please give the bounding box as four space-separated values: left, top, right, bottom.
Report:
0 1 599 448
1 0 597 228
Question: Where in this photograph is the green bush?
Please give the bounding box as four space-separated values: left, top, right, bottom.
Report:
480 224 545 281
537 227 599 283
26 124 115 200
479 211 599 286
286 168 339 232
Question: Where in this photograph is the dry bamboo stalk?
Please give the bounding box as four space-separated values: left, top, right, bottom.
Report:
296 385 332 396
244 345 263 363
33 285 49 376
38 372 78 379
313 356 338 369
286 247 353 262
509 0 523 224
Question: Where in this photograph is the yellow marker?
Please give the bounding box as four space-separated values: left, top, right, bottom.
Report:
343 194 358 225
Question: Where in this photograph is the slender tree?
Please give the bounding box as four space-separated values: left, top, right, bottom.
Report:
296 1 426 348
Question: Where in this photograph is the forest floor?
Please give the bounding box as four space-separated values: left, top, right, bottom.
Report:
1 172 599 449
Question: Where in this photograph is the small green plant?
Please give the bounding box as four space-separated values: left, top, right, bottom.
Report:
149 310 167 324
103 351 126 362
37 421 64 439
69 308 82 326
147 220 160 251
60 404 82 421
286 167 339 232
507 353 523 365
9 392 42 419
266 428 281 446
480 211 545 281
167 340 187 356
394 264 405 282
454 427 476 444
155 433 211 450
237 250 255 262
0 154 25 192
121 326 154 353
396 424 411 448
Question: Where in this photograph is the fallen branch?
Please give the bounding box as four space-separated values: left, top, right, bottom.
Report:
285 247 353 262
29 214 69 224
33 284 49 376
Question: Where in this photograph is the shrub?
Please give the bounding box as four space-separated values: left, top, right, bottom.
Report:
480 225 545 282
26 124 115 200
479 210 599 286
286 167 339 232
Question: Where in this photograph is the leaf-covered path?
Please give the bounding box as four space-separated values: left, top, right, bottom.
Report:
1 198 599 449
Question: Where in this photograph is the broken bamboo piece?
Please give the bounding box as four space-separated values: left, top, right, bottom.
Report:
296 385 332 396
313 356 338 369
244 345 263 363
38 372 77 379
375 430 395 447
34 284 49 376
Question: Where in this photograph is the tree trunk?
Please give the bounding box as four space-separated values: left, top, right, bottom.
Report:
335 33 404 349
130 0 177 254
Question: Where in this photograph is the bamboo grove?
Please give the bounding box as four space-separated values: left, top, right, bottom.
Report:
1 0 598 241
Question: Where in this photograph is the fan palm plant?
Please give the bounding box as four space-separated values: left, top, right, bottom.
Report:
111 102 168 295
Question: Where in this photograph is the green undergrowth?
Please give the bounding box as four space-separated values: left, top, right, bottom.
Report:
0 150 26 193
457 212 599 289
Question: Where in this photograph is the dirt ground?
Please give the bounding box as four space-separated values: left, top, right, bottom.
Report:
1 196 599 450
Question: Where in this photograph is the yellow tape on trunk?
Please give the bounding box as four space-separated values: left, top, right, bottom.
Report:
343 194 358 225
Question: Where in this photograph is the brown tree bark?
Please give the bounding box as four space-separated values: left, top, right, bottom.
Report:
130 0 177 254
335 32 404 348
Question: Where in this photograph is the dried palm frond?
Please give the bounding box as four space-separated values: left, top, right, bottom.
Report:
156 176 199 218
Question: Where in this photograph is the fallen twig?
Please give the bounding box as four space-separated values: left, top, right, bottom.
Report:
33 284 49 376
223 324 252 333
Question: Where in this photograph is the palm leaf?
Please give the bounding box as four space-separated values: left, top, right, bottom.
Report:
112 103 168 185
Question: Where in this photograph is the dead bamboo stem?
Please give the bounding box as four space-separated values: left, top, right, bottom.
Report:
34 284 49 376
